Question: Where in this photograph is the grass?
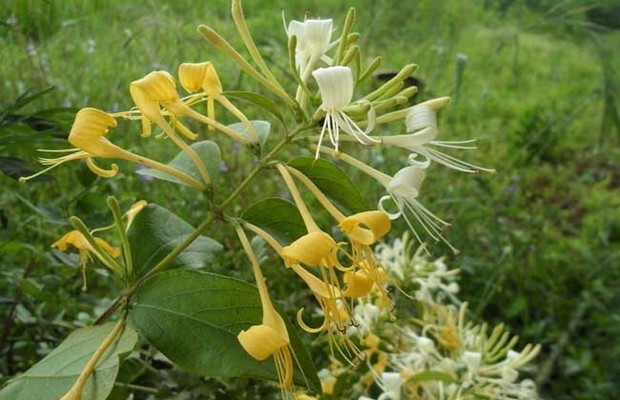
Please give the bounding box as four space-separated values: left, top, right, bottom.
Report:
1 0 619 398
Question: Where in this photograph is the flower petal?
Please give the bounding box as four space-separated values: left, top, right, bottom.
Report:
237 324 288 361
282 231 339 267
339 210 390 245
313 66 353 110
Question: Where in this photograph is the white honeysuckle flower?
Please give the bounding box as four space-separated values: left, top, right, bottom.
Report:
416 336 436 354
374 236 406 280
287 18 334 79
313 66 378 158
517 379 539 399
349 302 381 337
380 97 494 173
377 372 402 400
500 364 520 384
462 351 482 374
507 349 521 363
379 164 455 251
321 150 451 248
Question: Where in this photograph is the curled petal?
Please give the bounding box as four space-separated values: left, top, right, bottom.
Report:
282 231 339 267
202 62 223 95
237 324 288 361
130 71 179 121
339 210 390 245
387 165 426 199
343 270 374 297
406 103 439 132
85 158 119 178
313 66 353 110
178 62 223 96
52 230 119 259
178 62 208 93
125 200 147 228
52 230 89 252
68 108 122 158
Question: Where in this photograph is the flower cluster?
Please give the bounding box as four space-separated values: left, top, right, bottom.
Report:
303 233 541 400
20 2 502 398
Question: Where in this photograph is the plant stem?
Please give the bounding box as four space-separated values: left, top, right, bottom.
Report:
107 197 133 281
60 317 126 400
95 121 315 325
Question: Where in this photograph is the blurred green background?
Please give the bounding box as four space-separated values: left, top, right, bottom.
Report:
1 0 619 398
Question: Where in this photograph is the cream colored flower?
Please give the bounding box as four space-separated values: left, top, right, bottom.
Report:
287 18 333 79
380 97 494 173
312 66 378 158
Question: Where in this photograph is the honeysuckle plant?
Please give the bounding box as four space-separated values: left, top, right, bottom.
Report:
4 2 512 399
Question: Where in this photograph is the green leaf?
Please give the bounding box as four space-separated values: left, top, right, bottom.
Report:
130 270 321 393
225 91 285 125
288 157 368 214
228 120 271 148
16 195 68 226
0 156 51 182
242 197 306 245
136 140 221 187
0 322 138 400
407 370 457 384
127 204 223 279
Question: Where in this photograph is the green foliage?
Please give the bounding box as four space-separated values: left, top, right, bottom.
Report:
127 204 223 279
130 269 321 392
0 322 137 400
242 197 306 245
288 157 368 214
136 140 222 187
0 0 618 399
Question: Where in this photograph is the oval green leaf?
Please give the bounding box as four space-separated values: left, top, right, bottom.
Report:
288 157 368 214
130 269 321 393
227 120 271 149
241 197 306 245
0 323 138 400
136 140 221 187
127 204 223 279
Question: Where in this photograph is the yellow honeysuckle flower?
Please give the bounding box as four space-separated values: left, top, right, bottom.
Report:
130 70 249 144
284 165 391 300
125 200 147 229
53 230 120 258
289 263 347 331
178 62 258 141
342 269 374 298
20 108 205 189
20 108 124 180
282 231 341 269
285 165 389 257
53 230 121 289
235 226 295 393
243 222 364 365
339 210 390 246
314 146 456 252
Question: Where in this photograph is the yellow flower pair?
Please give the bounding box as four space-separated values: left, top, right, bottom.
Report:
21 63 255 189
